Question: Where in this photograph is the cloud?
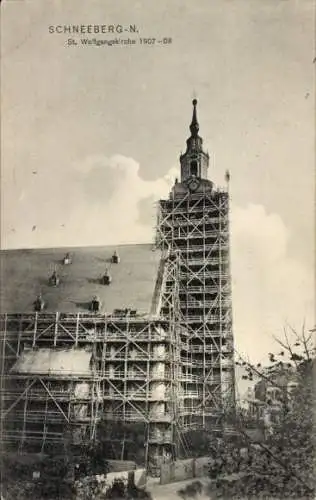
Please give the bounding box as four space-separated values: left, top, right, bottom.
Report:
231 203 314 362
1 155 313 362
1 155 177 249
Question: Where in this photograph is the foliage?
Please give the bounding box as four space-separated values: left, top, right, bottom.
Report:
104 478 152 500
207 325 316 499
1 455 75 500
183 430 212 457
97 420 147 462
73 441 110 478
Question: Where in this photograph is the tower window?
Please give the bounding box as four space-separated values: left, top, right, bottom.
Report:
190 160 198 176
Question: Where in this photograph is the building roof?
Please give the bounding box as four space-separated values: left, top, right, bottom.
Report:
0 244 161 314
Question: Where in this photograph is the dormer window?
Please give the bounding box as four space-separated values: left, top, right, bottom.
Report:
190 160 198 177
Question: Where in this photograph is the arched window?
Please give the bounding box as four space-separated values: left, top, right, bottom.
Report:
190 160 198 176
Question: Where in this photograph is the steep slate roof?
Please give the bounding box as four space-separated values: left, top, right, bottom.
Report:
0 244 160 314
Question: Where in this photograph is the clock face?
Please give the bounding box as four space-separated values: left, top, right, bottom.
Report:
187 177 200 192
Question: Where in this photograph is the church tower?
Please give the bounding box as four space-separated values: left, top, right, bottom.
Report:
179 98 210 183
156 99 236 441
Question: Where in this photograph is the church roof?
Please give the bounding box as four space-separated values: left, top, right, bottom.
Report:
0 244 161 315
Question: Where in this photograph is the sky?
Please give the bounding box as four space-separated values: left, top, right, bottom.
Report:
1 0 315 363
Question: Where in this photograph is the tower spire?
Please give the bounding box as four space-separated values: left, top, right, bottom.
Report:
190 99 199 137
179 98 210 184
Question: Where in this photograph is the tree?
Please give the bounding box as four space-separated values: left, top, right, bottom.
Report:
207 325 316 499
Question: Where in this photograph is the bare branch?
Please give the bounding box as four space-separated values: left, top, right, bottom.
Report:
300 321 312 361
305 332 313 344
272 334 291 357
235 349 286 392
284 321 314 361
302 318 306 337
282 326 299 368
286 322 300 341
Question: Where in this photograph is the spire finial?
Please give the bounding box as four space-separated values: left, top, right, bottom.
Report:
190 98 199 137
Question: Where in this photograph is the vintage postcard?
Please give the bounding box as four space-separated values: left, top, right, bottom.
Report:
1 1 314 499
